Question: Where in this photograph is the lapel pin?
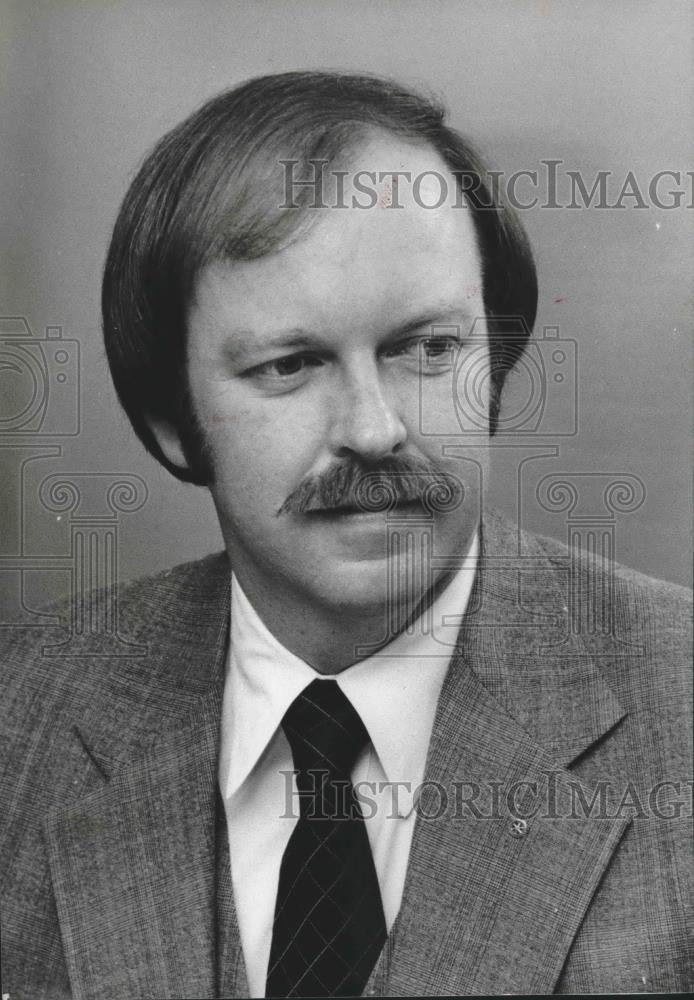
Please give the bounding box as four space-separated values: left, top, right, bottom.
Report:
510 817 528 838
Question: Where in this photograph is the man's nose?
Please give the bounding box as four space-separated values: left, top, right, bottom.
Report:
328 365 407 461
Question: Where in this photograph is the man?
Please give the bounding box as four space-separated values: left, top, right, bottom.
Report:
1 71 691 998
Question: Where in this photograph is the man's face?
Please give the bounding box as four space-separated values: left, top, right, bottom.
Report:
185 134 490 620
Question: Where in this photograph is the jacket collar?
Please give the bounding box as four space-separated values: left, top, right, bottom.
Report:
45 510 628 998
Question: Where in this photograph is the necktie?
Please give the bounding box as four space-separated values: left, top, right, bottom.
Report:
265 679 387 998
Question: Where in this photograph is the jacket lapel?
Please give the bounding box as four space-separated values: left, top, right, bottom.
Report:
216 788 250 998
45 698 221 999
380 511 631 996
43 553 249 1000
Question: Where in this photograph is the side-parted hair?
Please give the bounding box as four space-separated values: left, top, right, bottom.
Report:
102 71 537 484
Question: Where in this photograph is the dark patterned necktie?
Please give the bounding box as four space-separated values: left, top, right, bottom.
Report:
265 679 387 998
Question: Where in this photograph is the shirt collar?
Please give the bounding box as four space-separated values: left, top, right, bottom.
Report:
221 531 478 803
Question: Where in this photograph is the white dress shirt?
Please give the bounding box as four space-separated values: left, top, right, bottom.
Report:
218 533 478 998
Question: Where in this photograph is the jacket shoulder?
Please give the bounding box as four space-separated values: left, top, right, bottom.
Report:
0 550 229 745
526 525 691 724
531 526 691 630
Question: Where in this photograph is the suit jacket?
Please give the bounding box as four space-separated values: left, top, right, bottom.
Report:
1 510 691 998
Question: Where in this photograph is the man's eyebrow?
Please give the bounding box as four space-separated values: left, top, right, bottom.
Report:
222 329 317 358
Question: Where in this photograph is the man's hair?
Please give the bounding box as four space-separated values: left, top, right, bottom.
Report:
102 70 537 484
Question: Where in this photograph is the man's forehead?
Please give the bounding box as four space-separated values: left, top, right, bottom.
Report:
188 132 484 342
261 202 480 291
193 260 483 356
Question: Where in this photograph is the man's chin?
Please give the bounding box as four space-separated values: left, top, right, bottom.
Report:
308 554 436 618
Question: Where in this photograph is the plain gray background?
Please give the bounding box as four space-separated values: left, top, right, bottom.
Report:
1 0 691 595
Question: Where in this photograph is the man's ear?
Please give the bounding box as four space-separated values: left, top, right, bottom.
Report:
145 415 189 471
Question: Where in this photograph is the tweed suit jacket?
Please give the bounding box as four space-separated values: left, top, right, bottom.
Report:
1 510 691 998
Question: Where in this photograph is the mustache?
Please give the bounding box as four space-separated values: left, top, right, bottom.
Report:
277 456 465 515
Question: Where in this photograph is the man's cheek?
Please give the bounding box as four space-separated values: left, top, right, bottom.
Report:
414 375 462 437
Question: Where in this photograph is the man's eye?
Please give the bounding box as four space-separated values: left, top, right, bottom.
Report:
421 338 455 359
386 336 460 372
251 354 322 379
272 356 306 377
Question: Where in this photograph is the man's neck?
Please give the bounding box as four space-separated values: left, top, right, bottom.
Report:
228 555 475 675
229 576 403 674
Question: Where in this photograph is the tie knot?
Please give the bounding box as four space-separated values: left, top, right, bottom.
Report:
282 679 369 778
